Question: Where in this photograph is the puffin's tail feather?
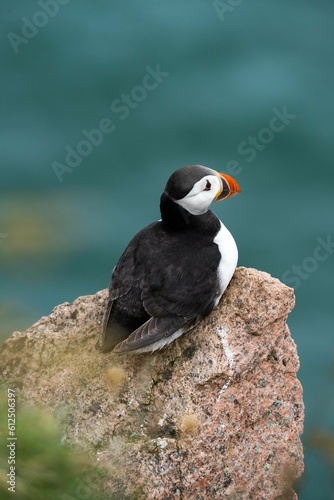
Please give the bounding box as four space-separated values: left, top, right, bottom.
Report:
95 300 131 353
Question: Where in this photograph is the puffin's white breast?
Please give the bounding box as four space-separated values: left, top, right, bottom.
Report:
213 220 238 303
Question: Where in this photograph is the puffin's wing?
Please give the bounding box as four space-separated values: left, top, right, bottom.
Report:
113 315 191 353
108 234 145 301
98 231 146 351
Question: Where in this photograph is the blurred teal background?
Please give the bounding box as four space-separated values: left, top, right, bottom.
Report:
1 1 333 497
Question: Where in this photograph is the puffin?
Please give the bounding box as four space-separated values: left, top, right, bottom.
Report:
96 164 240 354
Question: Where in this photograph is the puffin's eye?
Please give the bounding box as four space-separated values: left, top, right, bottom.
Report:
204 180 211 191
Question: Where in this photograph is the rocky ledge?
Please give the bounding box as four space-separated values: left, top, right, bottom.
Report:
0 267 304 499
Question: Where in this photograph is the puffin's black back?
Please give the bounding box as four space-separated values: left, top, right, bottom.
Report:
98 208 222 352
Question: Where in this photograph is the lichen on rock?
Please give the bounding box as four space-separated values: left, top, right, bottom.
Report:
0 267 304 499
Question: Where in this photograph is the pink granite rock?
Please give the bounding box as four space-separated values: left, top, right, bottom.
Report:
0 267 304 498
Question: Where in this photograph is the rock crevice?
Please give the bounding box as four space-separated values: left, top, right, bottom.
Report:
0 267 304 499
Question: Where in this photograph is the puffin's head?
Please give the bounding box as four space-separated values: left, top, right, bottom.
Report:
163 164 240 216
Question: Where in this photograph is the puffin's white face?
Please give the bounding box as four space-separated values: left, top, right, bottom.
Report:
175 174 222 215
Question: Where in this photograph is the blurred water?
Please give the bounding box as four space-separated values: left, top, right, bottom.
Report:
1 1 334 497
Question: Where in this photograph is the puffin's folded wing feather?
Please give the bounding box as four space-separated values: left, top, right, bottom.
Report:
113 316 186 353
101 298 113 337
99 231 147 350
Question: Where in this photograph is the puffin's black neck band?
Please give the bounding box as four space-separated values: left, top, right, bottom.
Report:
160 193 220 235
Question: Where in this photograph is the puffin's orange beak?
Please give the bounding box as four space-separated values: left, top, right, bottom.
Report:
214 172 241 201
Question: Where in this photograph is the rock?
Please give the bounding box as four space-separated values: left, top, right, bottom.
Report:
0 267 304 499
